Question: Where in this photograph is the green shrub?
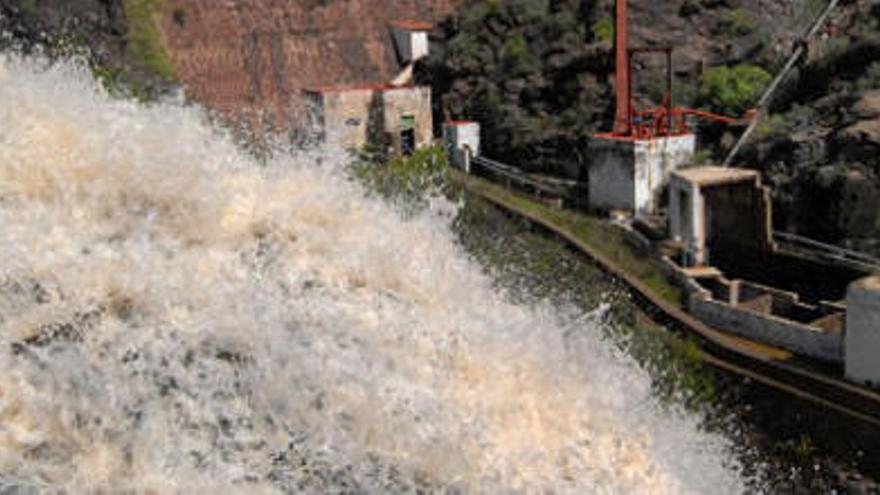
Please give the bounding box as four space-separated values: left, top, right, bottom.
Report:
698 64 771 115
856 61 880 92
447 33 480 61
460 0 492 31
693 148 714 165
592 17 614 44
718 8 755 37
754 113 792 140
506 0 547 24
123 0 176 80
501 34 539 74
349 145 459 214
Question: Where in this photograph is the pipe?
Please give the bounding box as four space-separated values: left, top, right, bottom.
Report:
613 0 631 135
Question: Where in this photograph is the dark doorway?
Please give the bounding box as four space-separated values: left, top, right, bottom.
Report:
400 115 415 155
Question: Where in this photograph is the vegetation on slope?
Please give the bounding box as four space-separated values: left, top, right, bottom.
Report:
698 64 772 116
0 0 176 99
459 172 682 305
123 0 176 81
422 0 611 177
349 145 460 215
734 1 880 251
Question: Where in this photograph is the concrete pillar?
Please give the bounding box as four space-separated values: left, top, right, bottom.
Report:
589 134 695 215
846 275 880 386
443 121 480 171
691 185 706 265
729 280 741 305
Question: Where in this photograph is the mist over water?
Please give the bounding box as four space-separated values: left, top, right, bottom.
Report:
0 56 744 493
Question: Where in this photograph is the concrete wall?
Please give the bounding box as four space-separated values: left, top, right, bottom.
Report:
668 258 844 363
691 296 844 362
308 85 432 151
669 176 705 264
411 31 429 61
382 86 433 150
589 138 636 211
669 170 772 266
391 29 429 64
703 180 775 258
318 88 374 149
443 122 480 170
846 276 880 385
445 122 480 156
633 134 695 215
590 134 695 215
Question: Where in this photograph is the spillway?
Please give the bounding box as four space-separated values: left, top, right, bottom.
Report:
0 55 745 493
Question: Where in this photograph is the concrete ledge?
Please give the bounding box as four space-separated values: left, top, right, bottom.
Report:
692 297 843 363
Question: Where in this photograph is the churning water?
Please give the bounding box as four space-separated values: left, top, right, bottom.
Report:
0 56 745 493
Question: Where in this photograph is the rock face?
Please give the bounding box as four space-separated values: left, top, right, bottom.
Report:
0 0 172 96
160 0 456 129
0 0 126 58
425 0 880 251
422 0 808 176
740 1 880 248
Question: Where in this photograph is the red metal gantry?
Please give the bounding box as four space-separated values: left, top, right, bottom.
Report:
597 0 754 141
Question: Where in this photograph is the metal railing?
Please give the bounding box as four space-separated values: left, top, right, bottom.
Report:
774 231 880 273
471 155 583 201
470 154 880 274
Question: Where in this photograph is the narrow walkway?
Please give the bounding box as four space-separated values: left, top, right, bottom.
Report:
458 171 880 428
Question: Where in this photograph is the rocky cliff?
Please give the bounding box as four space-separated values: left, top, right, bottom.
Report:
0 0 174 98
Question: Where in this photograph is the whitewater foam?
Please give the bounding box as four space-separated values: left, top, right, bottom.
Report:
0 55 744 493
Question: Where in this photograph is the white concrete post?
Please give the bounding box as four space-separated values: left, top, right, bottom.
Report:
846 275 880 386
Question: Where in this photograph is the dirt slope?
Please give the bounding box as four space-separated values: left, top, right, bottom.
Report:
161 0 457 129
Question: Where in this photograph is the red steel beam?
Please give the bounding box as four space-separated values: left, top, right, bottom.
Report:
613 0 631 136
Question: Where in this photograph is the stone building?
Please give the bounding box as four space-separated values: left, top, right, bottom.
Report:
304 84 432 153
301 18 435 153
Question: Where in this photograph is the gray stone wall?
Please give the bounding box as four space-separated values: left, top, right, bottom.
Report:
588 139 636 212
691 297 843 362
309 85 432 151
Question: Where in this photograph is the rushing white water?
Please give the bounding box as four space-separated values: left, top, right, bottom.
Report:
0 55 745 493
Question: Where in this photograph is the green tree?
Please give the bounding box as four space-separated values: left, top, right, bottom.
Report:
698 64 771 115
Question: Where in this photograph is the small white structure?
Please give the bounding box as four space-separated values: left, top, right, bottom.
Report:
846 275 880 386
588 134 696 215
390 20 431 65
668 166 774 266
443 120 480 172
